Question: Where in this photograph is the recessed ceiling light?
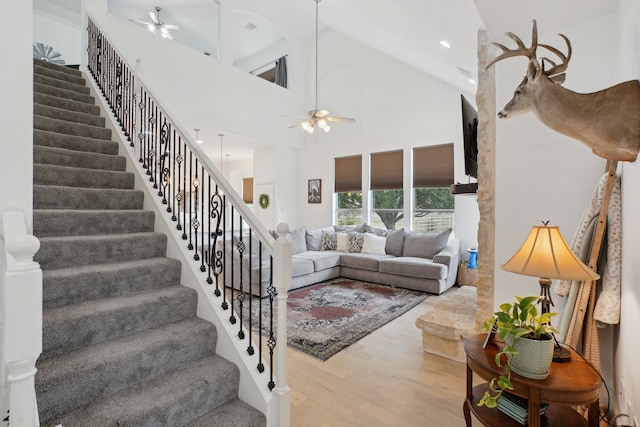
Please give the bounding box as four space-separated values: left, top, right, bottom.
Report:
440 40 451 49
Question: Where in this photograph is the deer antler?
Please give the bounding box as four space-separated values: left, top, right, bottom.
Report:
539 34 572 76
486 20 539 70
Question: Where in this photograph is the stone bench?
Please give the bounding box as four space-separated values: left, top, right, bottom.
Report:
415 285 478 362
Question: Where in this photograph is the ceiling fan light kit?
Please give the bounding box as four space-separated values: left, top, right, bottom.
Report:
130 6 181 41
289 0 355 134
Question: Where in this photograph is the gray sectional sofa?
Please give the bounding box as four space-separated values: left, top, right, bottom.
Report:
223 224 460 297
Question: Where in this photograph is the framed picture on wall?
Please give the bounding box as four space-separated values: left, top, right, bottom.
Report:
308 179 321 204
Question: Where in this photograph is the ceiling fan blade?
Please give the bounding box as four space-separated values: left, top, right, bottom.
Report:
162 24 182 30
327 116 356 123
130 19 151 26
162 31 175 41
315 109 330 118
288 122 304 129
149 11 160 24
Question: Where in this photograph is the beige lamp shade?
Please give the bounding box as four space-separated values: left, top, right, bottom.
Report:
502 224 600 281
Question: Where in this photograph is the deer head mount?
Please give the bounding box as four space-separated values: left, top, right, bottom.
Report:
487 20 640 162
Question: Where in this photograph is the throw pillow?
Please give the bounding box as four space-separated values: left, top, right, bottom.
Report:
336 232 349 252
362 233 387 254
403 229 452 259
288 226 308 255
320 230 337 251
347 232 365 253
306 227 333 251
385 228 405 257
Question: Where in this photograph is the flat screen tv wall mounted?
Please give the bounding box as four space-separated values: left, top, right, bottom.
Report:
451 94 479 195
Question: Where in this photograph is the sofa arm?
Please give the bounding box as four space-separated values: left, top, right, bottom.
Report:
433 238 461 288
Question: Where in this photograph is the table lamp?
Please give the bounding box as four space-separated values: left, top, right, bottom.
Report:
501 221 600 361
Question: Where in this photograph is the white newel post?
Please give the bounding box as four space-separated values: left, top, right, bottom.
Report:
1 209 42 427
272 223 291 427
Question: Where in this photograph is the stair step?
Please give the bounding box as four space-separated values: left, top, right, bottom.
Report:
34 145 125 171
34 63 86 86
37 318 218 425
35 115 112 140
184 398 266 427
34 129 119 155
34 209 154 238
35 103 105 127
34 58 82 78
34 164 134 189
43 258 182 309
35 92 101 116
35 232 167 270
34 185 144 210
34 82 94 105
34 72 89 95
42 286 198 359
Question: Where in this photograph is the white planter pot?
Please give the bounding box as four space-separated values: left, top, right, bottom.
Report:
505 334 555 380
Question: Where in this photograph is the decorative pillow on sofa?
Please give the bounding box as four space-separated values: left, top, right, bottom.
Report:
362 233 386 254
337 232 349 252
288 226 308 255
403 229 452 259
320 230 338 251
385 228 405 257
347 232 365 253
306 227 334 251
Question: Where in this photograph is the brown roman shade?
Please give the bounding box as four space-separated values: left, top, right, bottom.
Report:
413 144 454 187
242 177 254 203
334 155 362 192
370 150 403 190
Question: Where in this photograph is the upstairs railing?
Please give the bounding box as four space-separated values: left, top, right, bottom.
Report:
85 17 290 423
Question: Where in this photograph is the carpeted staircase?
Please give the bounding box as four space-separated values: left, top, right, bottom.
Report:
31 58 266 427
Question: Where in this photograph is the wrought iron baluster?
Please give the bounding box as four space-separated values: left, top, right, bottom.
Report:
200 165 207 272
267 257 276 390
210 185 223 294
247 229 255 356
221 193 228 311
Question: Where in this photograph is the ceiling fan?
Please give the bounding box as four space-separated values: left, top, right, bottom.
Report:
130 6 182 41
288 0 355 134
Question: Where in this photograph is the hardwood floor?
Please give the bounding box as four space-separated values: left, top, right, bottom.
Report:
285 297 468 427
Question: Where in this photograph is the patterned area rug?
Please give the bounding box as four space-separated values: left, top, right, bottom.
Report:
241 278 429 361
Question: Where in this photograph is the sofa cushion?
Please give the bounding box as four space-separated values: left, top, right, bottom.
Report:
379 257 447 280
295 251 341 272
320 230 337 250
364 224 390 237
334 223 366 233
291 257 315 277
340 253 393 272
403 229 451 259
348 232 365 253
362 233 386 254
306 227 333 251
385 228 405 257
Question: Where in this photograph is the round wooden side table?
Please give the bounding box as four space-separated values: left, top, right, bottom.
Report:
463 334 602 427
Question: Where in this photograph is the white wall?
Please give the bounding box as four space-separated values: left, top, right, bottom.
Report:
1 0 34 402
296 29 479 251
33 2 82 65
617 0 640 421
493 10 640 421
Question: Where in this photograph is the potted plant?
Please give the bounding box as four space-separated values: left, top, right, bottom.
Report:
477 295 558 408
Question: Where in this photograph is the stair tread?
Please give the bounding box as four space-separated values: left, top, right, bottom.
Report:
33 185 144 210
43 354 239 427
34 64 86 86
34 82 94 104
34 115 112 140
42 257 182 308
42 286 198 358
33 145 126 171
34 103 105 127
34 72 90 95
34 129 119 155
184 398 266 427
34 58 82 77
34 92 101 116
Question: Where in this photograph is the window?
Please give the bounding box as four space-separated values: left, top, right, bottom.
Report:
335 155 362 225
370 150 403 230
412 144 454 232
